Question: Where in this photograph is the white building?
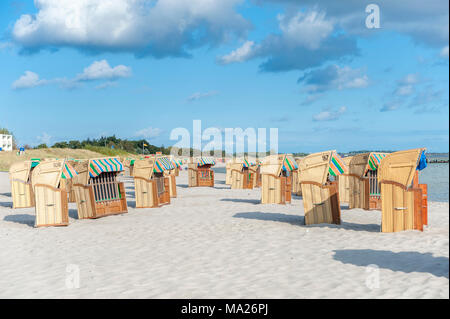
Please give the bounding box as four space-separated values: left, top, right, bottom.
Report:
0 134 13 151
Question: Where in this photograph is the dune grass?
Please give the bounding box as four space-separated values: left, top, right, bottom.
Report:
0 148 134 171
83 145 131 157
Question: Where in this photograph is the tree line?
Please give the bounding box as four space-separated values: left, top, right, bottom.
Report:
37 135 169 155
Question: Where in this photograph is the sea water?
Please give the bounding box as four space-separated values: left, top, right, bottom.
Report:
213 163 449 202
420 163 449 202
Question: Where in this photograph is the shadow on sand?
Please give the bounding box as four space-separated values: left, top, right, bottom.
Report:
333 249 449 278
234 212 305 226
0 201 13 208
222 198 260 204
233 211 380 232
3 214 35 227
68 209 78 219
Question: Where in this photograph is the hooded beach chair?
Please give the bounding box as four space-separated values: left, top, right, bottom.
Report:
165 155 179 198
31 159 77 227
171 156 182 177
337 156 353 204
378 148 428 232
230 157 258 189
72 157 128 219
188 157 215 187
58 159 83 203
9 159 40 208
133 157 174 207
341 153 389 210
122 158 134 176
298 151 347 225
225 160 233 185
291 157 303 196
260 154 298 204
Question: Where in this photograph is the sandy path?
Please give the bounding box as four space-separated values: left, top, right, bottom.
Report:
0 169 448 298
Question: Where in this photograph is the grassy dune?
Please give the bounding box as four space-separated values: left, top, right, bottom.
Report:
0 148 133 171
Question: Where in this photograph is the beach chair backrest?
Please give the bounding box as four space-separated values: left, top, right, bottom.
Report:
9 161 32 182
378 148 425 188
134 158 155 180
298 151 347 185
31 160 65 189
348 153 370 178
297 151 333 185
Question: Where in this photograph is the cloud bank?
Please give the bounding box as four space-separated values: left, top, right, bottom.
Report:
12 60 131 90
313 106 347 121
12 0 249 58
187 91 219 102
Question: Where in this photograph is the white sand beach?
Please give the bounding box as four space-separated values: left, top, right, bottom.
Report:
0 166 448 299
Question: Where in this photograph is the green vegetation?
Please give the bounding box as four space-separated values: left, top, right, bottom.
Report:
83 145 131 157
50 135 169 155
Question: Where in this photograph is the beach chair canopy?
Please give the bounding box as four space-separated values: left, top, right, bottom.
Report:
282 154 298 172
72 157 122 184
121 157 135 167
348 152 388 178
243 158 256 168
134 157 175 179
192 157 216 166
88 158 123 178
260 154 298 176
298 150 347 185
154 156 176 173
229 157 257 172
168 155 181 168
31 159 78 189
378 148 426 189
61 161 78 179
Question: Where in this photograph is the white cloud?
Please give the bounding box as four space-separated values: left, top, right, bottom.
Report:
12 60 131 90
77 60 131 81
380 101 400 112
277 11 333 50
187 91 219 102
264 0 449 48
95 81 119 90
135 127 162 139
299 65 369 94
219 41 254 64
313 106 347 121
218 10 335 64
12 71 47 89
12 0 249 57
400 73 419 85
394 73 419 96
218 9 357 72
395 85 414 96
440 45 449 58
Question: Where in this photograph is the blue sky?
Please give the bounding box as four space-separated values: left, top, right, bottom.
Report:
0 0 448 153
